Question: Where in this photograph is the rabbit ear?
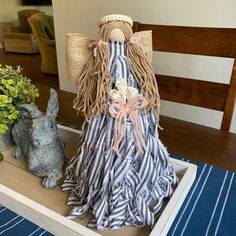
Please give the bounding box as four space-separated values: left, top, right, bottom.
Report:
18 104 43 119
46 88 59 117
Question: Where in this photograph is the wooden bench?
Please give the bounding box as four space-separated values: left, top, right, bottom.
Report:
133 22 236 131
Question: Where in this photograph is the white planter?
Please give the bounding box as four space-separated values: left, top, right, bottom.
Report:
0 124 14 152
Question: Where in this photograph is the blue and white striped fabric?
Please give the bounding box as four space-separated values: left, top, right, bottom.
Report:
61 41 178 230
168 154 236 236
0 205 53 236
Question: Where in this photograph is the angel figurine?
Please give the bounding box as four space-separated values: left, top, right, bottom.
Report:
62 14 178 230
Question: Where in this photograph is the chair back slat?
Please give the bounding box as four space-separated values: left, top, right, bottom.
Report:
156 74 229 111
136 23 236 57
134 22 236 131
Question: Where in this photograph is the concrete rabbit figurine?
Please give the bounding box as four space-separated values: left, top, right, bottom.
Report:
12 89 65 188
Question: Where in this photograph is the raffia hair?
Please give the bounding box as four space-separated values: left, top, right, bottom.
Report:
73 21 160 120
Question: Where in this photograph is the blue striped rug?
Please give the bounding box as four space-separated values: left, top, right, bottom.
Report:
1 155 236 236
0 205 52 236
168 155 236 236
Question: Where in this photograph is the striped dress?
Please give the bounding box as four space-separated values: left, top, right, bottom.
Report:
61 41 178 230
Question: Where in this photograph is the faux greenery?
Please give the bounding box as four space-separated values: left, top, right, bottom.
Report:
0 65 39 134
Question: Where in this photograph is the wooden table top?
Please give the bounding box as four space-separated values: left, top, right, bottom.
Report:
36 84 236 173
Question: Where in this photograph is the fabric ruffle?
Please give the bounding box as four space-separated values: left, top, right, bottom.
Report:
62 40 178 230
62 113 178 230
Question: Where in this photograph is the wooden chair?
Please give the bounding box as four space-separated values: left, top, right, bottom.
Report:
133 23 236 131
3 9 42 53
28 13 58 75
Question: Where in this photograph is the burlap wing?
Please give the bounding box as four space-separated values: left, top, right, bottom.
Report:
66 31 152 82
66 33 94 81
133 30 153 63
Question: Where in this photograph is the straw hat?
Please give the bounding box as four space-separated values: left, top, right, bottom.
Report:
98 14 133 27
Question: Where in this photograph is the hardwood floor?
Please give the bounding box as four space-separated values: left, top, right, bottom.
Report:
0 49 59 88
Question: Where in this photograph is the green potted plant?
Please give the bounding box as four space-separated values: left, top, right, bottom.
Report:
0 65 39 152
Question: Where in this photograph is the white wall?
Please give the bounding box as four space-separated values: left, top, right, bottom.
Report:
52 0 236 133
0 0 53 22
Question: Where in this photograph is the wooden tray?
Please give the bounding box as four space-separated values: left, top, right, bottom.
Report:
0 125 197 236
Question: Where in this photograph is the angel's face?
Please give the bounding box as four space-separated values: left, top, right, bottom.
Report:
109 28 125 42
